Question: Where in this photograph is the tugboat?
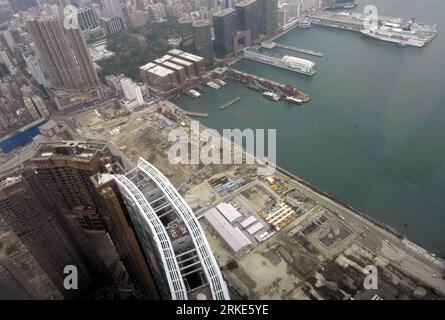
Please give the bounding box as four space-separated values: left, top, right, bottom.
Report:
262 91 281 101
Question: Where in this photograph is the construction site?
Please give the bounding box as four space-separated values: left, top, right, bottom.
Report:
74 99 445 300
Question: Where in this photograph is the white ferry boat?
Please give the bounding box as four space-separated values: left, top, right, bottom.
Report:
262 92 281 102
206 81 221 89
360 26 426 47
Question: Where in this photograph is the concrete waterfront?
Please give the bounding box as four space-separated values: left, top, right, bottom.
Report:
71 99 445 299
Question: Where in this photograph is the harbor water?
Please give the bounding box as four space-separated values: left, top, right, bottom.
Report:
176 0 445 257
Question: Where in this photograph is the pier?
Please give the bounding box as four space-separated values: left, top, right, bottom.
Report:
221 68 310 103
243 48 317 76
305 10 437 43
183 111 208 118
219 97 241 110
306 11 363 32
263 42 324 57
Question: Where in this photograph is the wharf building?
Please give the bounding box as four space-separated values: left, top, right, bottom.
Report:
212 8 237 57
106 157 230 300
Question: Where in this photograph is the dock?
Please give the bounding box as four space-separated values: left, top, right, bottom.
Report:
219 97 241 110
265 42 324 57
244 48 317 76
305 10 437 44
223 68 311 103
183 111 208 118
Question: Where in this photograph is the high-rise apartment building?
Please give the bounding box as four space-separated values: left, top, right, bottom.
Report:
213 8 237 57
26 16 101 92
192 19 214 68
0 77 27 133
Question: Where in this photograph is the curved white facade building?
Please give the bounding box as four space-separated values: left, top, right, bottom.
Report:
113 158 230 300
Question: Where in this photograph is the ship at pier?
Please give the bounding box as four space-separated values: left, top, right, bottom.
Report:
360 21 433 47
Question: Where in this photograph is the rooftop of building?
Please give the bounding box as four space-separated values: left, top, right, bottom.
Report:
25 14 61 23
91 162 126 187
170 57 193 67
154 54 173 64
32 140 108 162
139 62 157 71
282 55 315 68
178 16 193 24
161 60 184 71
213 8 236 17
147 65 175 77
235 0 257 8
179 51 204 63
168 48 184 56
192 19 211 27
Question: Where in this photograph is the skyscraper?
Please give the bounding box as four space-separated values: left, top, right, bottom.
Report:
93 170 162 299
0 165 106 298
192 19 214 68
235 0 258 41
178 17 195 53
257 0 278 35
213 8 237 57
108 158 230 300
26 16 101 92
0 140 145 298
